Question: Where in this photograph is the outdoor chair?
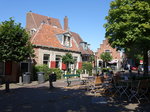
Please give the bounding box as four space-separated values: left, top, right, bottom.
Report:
112 76 123 96
129 79 150 103
88 76 106 96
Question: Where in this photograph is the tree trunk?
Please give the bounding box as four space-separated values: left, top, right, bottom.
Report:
143 49 148 75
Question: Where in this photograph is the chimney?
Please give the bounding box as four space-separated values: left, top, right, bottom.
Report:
64 16 68 31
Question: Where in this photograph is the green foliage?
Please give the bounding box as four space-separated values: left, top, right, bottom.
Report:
33 64 51 81
104 0 150 74
62 52 75 71
82 62 93 75
101 68 112 73
33 65 62 81
89 54 95 63
100 52 112 63
50 68 62 80
0 18 34 62
104 0 150 51
62 52 74 64
76 69 82 74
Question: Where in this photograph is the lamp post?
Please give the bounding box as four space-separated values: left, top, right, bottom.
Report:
94 52 98 75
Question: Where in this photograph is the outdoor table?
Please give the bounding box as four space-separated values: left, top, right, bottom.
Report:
118 79 132 98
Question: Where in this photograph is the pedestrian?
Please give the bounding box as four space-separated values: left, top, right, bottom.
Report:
127 64 132 73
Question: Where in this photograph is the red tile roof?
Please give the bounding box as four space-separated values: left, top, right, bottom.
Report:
26 12 62 31
71 32 93 55
31 24 79 52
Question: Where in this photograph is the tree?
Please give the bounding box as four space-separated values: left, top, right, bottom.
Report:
62 52 74 72
104 0 150 74
82 62 93 75
0 18 34 92
0 18 34 62
89 54 95 63
100 52 112 67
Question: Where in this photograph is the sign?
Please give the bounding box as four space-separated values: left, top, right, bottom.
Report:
140 60 143 64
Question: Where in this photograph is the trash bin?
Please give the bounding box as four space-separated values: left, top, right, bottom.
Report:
23 72 31 84
37 72 45 84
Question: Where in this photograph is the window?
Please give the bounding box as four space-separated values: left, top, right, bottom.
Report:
30 28 36 35
21 62 29 73
0 62 5 76
74 57 78 69
56 55 61 68
57 34 63 44
57 33 72 47
80 42 88 50
43 54 50 65
84 44 88 50
105 50 110 52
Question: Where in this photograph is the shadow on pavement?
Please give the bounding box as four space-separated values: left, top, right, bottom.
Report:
0 83 150 112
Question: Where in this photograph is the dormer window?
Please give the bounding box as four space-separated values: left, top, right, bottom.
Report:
57 33 72 47
80 42 88 50
30 28 36 35
63 36 71 47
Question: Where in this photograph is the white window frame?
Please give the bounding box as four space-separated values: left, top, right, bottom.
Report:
55 55 61 69
43 54 50 67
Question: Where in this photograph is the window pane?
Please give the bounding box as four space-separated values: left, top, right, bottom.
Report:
105 50 110 52
43 54 50 60
43 54 50 65
43 61 48 65
55 55 61 68
21 63 29 73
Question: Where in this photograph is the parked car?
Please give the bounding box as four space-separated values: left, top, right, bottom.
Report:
131 66 138 71
138 65 144 72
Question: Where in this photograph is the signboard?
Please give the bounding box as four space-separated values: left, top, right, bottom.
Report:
140 60 143 64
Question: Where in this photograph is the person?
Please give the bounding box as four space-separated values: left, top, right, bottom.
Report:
127 64 132 73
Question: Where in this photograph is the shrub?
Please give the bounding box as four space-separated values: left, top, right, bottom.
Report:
32 65 62 81
76 69 82 74
50 68 62 80
101 67 112 73
82 62 93 75
33 64 51 81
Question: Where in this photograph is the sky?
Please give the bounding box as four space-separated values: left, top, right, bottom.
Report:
0 0 113 52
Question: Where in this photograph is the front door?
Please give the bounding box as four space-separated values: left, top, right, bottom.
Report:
0 62 5 76
21 62 29 73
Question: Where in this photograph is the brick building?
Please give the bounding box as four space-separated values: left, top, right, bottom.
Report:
25 12 92 72
0 12 93 82
96 39 123 70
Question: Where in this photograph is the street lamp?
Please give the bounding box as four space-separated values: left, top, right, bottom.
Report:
94 52 98 75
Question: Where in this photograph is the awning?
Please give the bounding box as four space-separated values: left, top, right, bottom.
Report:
108 59 118 64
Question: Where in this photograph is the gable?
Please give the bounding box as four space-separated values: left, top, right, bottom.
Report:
26 12 62 31
31 24 79 52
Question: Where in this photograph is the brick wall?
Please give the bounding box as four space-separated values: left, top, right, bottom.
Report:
96 39 121 60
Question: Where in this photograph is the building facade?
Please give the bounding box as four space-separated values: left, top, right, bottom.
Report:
96 39 123 70
26 12 92 71
0 12 93 82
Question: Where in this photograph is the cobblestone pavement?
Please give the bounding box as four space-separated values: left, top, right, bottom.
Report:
0 73 150 112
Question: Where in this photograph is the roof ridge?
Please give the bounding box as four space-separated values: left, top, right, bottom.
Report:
28 12 60 21
30 12 38 28
31 24 43 43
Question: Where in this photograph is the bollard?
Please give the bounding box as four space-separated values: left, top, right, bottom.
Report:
49 73 54 89
49 72 56 89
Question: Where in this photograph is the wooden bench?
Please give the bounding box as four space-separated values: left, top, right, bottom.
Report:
63 74 86 86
